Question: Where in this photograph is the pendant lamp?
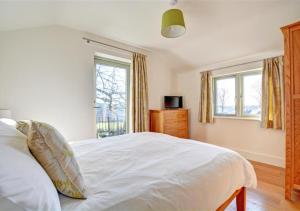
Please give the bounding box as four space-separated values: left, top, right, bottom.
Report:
161 1 185 38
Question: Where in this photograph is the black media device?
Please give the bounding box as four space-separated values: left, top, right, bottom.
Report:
164 96 183 109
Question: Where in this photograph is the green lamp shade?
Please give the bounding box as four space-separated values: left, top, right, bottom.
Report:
161 9 186 38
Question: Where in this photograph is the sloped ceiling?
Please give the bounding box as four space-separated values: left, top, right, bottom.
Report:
1 0 300 71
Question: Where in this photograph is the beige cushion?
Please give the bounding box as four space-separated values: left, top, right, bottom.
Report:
28 121 87 199
16 120 31 136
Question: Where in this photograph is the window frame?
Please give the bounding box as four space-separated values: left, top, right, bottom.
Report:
94 56 131 137
213 74 238 117
213 68 262 120
239 70 262 118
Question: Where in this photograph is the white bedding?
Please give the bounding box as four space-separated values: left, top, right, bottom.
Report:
60 132 256 211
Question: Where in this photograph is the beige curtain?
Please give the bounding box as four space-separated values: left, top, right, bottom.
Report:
199 71 213 123
261 56 284 129
132 53 149 132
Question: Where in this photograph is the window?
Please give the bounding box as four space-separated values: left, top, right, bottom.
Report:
94 57 130 138
214 76 236 115
242 73 262 116
213 69 262 119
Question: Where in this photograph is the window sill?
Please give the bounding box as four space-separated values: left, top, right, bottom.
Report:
213 116 261 121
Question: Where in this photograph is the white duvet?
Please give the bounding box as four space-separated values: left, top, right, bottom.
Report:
60 132 256 211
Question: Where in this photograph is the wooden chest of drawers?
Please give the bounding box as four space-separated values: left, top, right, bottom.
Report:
149 109 189 139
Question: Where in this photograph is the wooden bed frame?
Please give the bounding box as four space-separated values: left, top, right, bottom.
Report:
216 187 246 211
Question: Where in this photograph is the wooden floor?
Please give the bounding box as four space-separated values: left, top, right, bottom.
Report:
226 161 300 211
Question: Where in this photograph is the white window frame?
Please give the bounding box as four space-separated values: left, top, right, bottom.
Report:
94 56 131 137
213 74 238 117
213 68 262 120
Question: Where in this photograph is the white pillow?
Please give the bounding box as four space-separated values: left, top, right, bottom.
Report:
0 122 61 211
0 118 16 127
0 120 27 152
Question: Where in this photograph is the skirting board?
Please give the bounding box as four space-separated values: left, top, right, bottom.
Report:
231 147 285 168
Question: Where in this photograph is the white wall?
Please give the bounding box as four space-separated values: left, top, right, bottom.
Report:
1 25 284 167
175 69 285 167
0 26 173 140
148 53 176 109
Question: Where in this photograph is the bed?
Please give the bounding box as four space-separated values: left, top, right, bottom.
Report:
59 132 257 211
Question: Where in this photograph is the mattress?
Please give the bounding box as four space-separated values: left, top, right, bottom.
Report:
60 132 257 211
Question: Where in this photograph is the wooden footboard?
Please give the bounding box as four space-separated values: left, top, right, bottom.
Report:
216 187 246 211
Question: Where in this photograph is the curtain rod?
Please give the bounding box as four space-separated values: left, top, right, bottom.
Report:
211 59 263 71
83 37 135 54
205 55 283 72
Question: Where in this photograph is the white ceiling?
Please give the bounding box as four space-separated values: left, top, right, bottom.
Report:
1 0 300 71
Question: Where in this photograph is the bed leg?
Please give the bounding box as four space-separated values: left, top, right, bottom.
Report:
236 187 246 211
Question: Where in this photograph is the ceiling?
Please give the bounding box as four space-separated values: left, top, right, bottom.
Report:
1 0 300 71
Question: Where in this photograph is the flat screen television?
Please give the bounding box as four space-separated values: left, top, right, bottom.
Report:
164 96 183 109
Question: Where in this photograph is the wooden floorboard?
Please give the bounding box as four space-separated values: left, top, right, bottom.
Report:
226 160 300 211
250 160 285 188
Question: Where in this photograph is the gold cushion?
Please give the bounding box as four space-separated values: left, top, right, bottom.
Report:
28 121 87 199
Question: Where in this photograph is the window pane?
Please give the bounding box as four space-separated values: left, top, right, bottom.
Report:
215 77 236 115
243 74 262 116
95 61 129 138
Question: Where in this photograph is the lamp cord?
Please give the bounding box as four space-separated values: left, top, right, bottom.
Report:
170 0 177 6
